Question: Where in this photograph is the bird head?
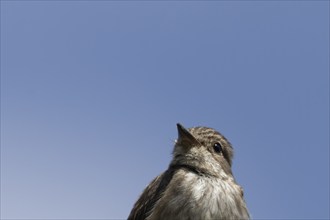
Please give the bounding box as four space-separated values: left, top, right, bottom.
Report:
171 123 234 178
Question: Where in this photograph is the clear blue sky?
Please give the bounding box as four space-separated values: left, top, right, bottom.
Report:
1 1 329 219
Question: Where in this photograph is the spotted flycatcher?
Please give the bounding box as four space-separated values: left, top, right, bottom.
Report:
128 123 250 220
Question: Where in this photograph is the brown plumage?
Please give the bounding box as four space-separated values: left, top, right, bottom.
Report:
128 123 250 220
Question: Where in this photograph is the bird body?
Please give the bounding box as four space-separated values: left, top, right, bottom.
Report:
128 124 249 220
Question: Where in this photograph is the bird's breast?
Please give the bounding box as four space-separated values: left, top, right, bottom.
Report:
147 169 249 220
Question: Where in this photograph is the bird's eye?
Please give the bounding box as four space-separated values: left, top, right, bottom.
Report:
213 142 222 153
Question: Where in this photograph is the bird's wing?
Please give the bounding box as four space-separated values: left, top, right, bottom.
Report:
127 168 176 220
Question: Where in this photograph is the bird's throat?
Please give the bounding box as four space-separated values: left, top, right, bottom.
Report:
170 164 207 176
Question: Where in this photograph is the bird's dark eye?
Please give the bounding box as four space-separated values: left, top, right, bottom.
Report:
213 142 222 153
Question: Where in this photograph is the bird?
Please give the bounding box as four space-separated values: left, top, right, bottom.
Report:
128 123 250 220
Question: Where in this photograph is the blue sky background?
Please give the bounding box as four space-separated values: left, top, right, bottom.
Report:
1 1 329 219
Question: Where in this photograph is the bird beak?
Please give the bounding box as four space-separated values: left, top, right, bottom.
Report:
177 123 200 146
